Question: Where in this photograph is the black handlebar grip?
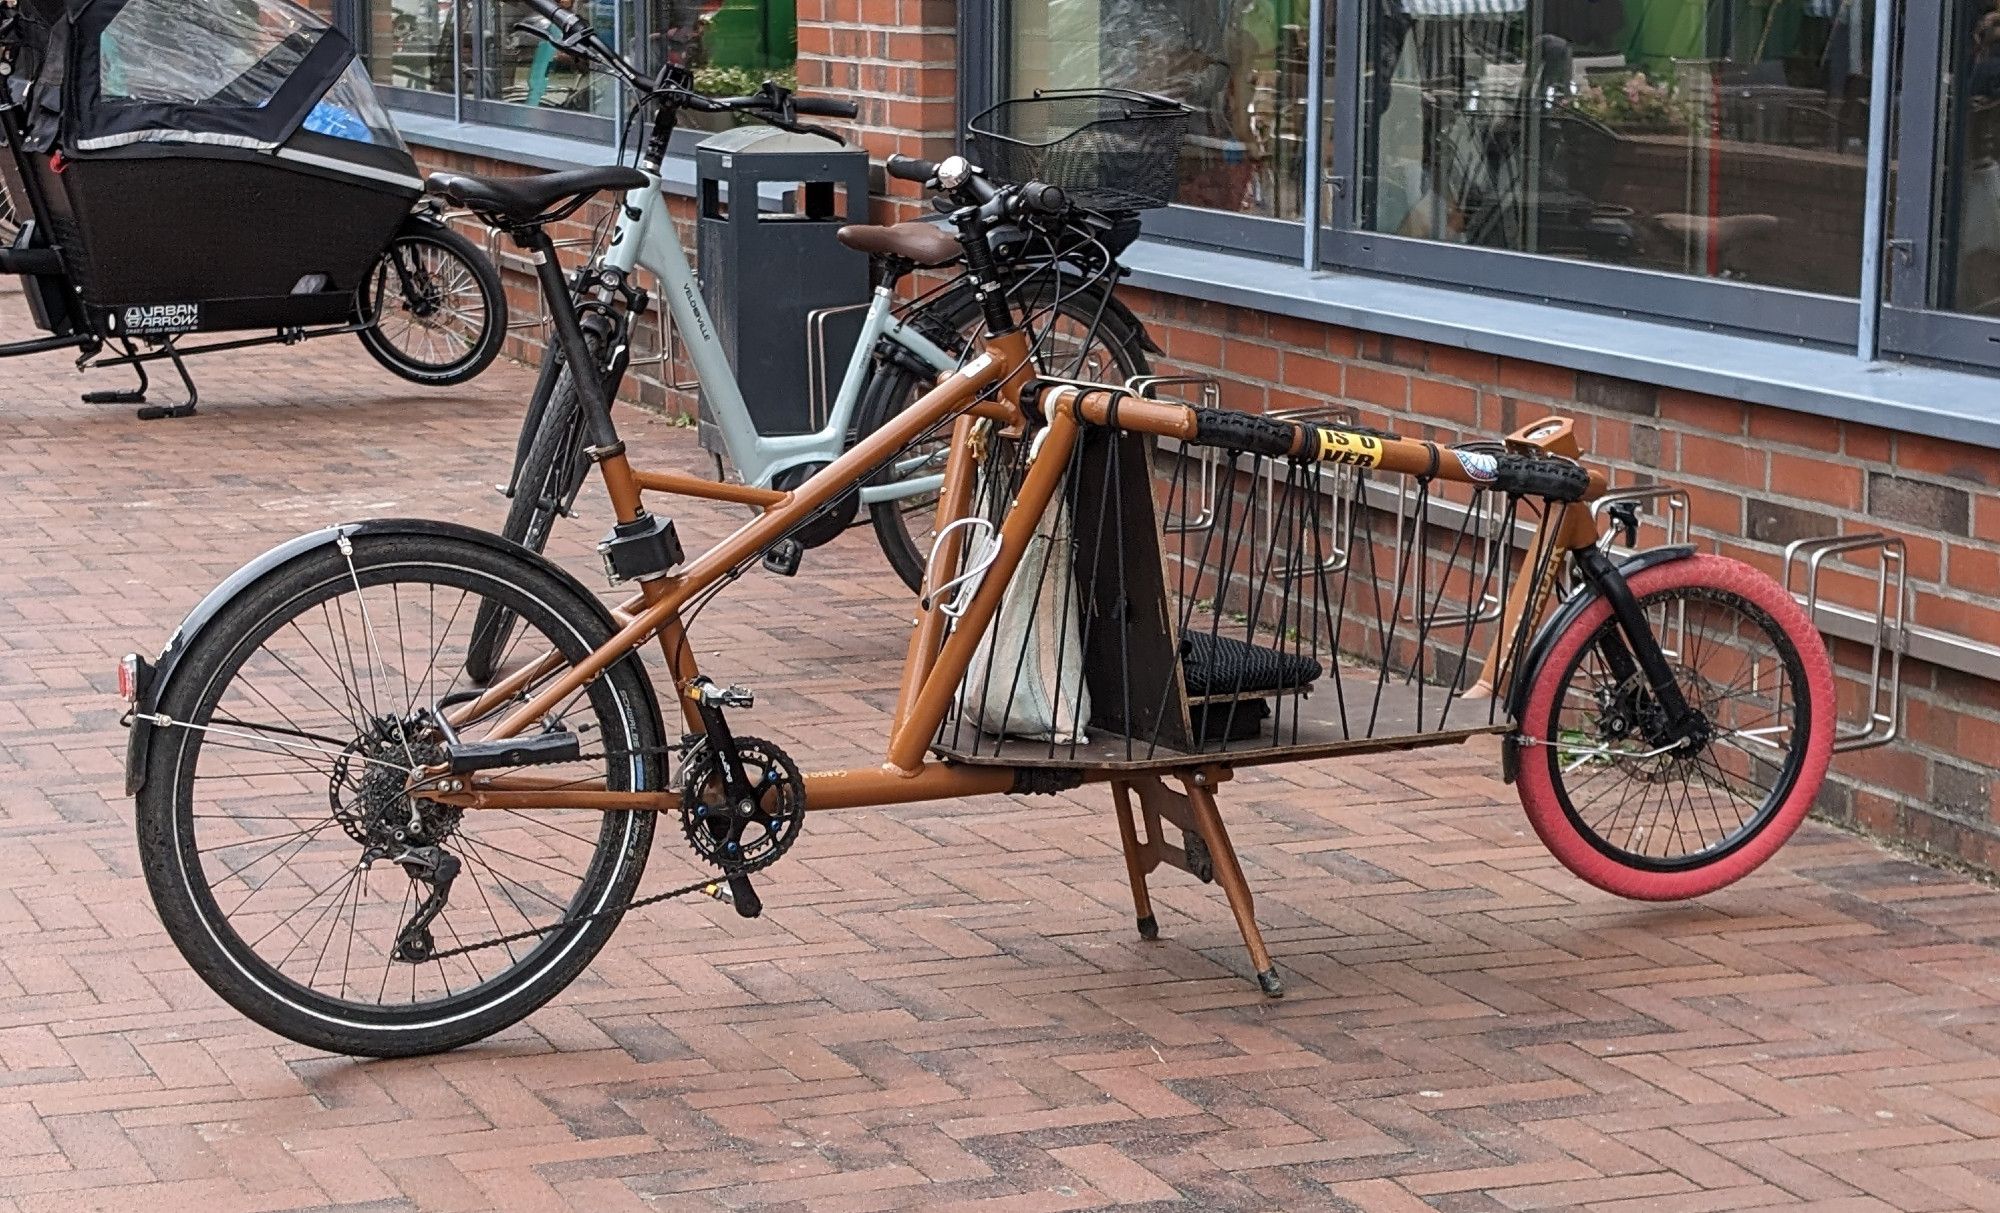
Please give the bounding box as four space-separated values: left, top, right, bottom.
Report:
1016 181 1068 215
885 154 937 184
792 95 859 119
1190 408 1299 459
1488 453 1592 502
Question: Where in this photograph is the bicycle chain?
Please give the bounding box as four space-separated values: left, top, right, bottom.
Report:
415 741 736 963
413 865 748 962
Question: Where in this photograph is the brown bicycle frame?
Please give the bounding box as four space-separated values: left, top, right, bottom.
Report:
430 370 1610 817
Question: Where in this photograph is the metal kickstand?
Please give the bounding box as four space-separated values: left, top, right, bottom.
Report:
81 337 199 419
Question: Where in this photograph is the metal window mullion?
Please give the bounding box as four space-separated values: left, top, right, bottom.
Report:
1301 0 1328 268
452 0 466 124
1856 0 1899 360
1322 0 1366 265
1888 0 1947 318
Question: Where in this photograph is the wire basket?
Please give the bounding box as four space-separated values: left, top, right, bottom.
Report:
968 90 1193 213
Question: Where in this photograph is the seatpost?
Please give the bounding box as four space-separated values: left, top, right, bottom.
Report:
513 226 622 454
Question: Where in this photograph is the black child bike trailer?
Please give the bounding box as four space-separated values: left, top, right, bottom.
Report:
0 0 506 417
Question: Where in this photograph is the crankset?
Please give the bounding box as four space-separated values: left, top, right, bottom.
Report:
677 678 806 918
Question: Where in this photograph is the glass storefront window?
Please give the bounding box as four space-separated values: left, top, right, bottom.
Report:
1009 0 1315 221
474 0 617 116
1359 0 1875 296
362 0 795 121
367 0 462 94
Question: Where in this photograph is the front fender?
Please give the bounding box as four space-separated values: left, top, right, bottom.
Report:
123 518 645 796
1498 544 1697 781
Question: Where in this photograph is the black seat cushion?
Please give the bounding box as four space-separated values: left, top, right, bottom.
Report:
425 166 650 221
1179 630 1324 698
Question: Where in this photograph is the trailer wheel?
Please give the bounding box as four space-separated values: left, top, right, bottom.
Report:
358 218 507 387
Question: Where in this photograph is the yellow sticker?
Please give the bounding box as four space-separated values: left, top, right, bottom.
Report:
1312 428 1384 468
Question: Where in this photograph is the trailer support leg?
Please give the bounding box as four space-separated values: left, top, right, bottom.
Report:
82 338 199 418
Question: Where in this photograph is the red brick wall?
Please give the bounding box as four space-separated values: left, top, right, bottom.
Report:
796 0 955 220
1124 285 2000 868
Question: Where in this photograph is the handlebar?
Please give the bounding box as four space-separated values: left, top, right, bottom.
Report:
514 2 853 133
889 153 1067 223
520 0 584 38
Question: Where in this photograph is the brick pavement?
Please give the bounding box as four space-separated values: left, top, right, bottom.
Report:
6 292 2000 1211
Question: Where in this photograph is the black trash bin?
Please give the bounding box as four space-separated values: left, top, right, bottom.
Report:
694 126 870 445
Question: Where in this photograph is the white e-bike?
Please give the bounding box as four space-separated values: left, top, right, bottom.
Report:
464 3 1156 682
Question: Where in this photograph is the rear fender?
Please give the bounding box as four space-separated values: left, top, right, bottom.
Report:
123 518 653 795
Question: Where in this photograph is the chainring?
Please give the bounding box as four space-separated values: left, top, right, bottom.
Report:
679 735 805 874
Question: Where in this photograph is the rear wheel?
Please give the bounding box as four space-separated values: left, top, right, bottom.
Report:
857 279 1151 592
1514 554 1834 901
134 531 663 1056
357 220 507 387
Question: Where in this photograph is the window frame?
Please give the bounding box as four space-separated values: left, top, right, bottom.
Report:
1878 0 2000 370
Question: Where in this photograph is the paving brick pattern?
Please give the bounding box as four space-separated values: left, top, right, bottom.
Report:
7 293 2000 1212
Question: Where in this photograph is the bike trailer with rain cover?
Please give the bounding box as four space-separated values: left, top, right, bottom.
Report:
14 0 422 337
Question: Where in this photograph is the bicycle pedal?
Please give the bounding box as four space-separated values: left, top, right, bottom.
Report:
762 540 803 578
726 874 762 919
82 389 147 404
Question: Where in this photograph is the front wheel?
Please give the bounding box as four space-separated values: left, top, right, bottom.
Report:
1514 553 1835 901
357 219 508 387
134 530 664 1056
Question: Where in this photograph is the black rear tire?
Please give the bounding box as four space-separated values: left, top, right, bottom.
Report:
857 278 1151 592
357 219 507 387
134 531 664 1057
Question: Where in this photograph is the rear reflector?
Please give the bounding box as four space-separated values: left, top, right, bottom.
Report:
118 653 144 703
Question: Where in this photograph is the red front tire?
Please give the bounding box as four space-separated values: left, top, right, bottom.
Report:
1514 553 1836 901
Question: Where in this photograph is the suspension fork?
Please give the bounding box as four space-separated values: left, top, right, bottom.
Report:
1570 545 1700 739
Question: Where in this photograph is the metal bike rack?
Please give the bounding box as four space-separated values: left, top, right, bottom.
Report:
1784 532 1909 753
1130 375 1223 534
444 214 598 336
1589 486 1694 659
624 264 699 393
804 300 873 429
1592 485 1692 554
1264 404 1359 582
1392 486 1508 629
446 206 697 392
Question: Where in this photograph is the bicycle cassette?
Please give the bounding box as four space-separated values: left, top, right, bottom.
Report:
679 735 804 874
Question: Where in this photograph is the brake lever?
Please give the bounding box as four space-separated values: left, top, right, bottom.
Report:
790 120 845 145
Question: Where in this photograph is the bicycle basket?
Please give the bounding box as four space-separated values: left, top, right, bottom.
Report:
968 90 1192 213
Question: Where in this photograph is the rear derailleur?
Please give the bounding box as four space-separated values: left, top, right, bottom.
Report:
678 677 806 919
387 844 461 963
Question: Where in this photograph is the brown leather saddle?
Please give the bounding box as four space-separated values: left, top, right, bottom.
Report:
835 221 961 267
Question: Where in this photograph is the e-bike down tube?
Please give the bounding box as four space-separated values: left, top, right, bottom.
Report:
596 172 957 499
